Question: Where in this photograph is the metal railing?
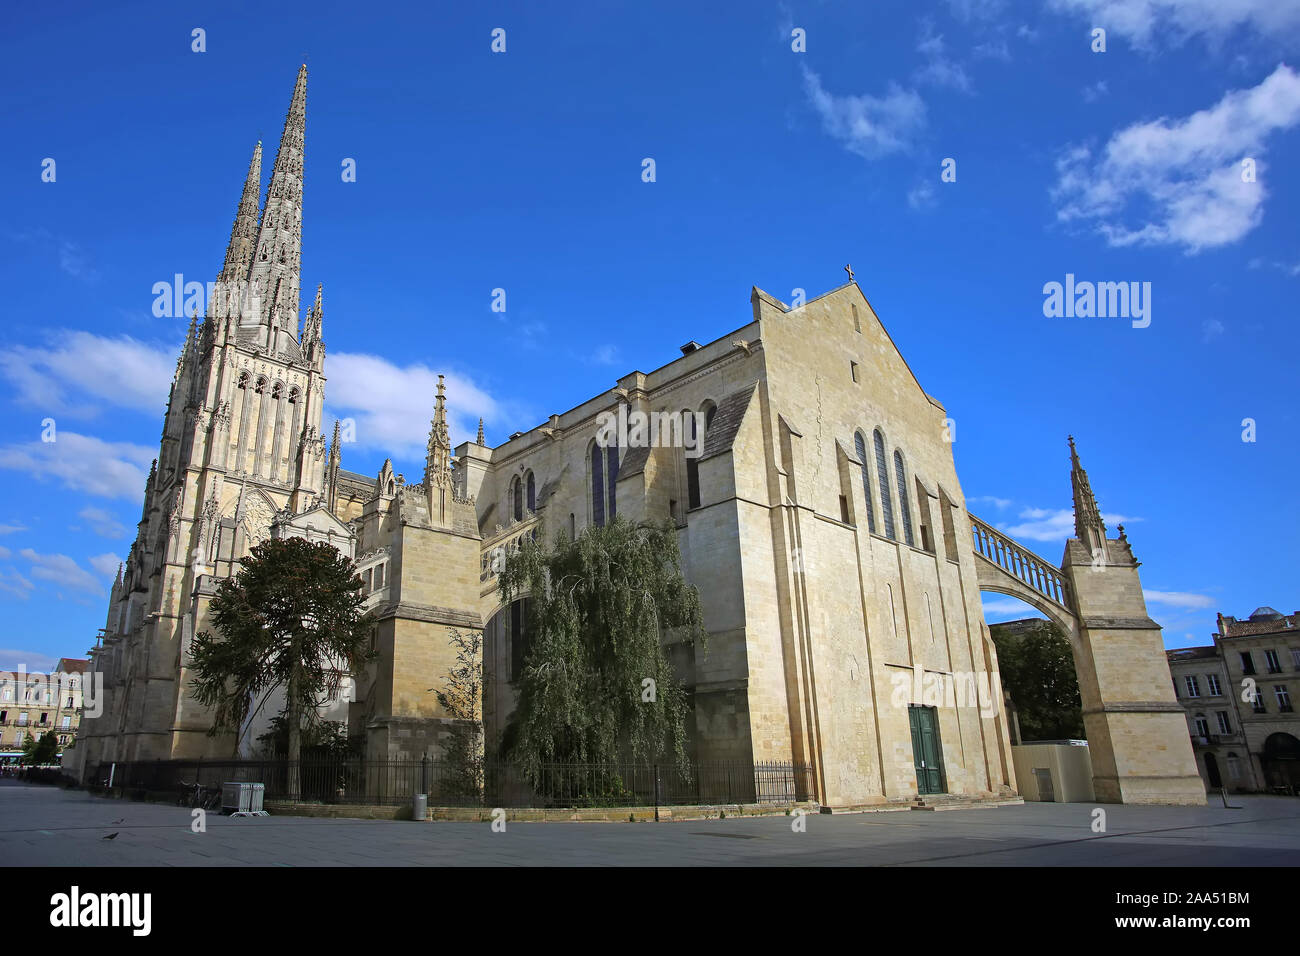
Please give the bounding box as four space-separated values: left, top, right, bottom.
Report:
82 757 815 808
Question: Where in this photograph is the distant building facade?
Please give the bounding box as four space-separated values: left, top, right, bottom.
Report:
0 658 88 764
1167 607 1300 794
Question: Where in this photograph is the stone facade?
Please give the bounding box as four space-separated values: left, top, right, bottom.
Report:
73 67 1203 807
1167 608 1300 794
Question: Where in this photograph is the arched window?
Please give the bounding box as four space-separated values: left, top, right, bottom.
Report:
511 476 523 522
894 450 914 546
873 429 895 539
591 442 605 527
271 381 283 400
288 387 299 405
526 471 536 513
853 431 877 534
237 372 249 390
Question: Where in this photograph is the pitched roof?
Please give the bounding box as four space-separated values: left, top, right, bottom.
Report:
700 382 759 462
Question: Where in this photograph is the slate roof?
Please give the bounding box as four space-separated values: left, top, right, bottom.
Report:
700 382 759 462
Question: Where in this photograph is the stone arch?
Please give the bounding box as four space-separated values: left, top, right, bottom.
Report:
977 582 1080 650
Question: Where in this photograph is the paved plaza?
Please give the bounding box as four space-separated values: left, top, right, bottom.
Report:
1 780 1297 866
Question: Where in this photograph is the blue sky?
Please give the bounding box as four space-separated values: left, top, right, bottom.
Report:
0 0 1297 670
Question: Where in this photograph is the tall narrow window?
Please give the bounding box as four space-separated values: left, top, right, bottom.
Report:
686 413 701 510
685 404 717 512
873 430 896 539
512 477 523 522
853 431 876 533
894 450 914 546
526 472 536 513
591 443 605 527
606 444 619 520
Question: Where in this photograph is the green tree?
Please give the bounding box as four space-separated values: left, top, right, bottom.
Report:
22 730 58 765
432 629 484 802
499 517 705 785
991 619 1085 741
189 537 375 799
256 715 358 759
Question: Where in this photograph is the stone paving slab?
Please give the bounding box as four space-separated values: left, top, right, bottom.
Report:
1 780 1298 866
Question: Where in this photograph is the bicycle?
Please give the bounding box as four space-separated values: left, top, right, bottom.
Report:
177 780 220 811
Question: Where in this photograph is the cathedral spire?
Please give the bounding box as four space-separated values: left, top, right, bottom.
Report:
247 65 307 334
1069 435 1107 557
425 375 453 490
220 140 262 287
476 417 485 446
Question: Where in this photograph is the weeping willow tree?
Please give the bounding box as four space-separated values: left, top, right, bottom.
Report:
499 517 705 781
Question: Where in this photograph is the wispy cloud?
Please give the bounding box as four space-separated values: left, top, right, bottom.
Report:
19 548 105 597
78 506 127 539
88 552 122 579
1144 589 1217 609
0 330 178 418
1004 506 1141 543
0 568 34 601
802 65 927 160
1047 0 1300 50
915 22 973 93
907 180 936 210
1081 79 1109 103
0 431 155 500
0 648 57 671
325 352 519 461
967 495 1013 510
1051 65 1300 253
7 229 100 282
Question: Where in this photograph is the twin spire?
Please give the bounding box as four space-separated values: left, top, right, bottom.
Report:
217 65 313 344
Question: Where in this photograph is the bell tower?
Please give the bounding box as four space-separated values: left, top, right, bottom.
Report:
1059 438 1205 805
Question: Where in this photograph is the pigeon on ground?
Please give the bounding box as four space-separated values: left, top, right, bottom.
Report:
102 832 118 840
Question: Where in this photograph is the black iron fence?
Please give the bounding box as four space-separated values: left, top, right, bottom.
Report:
82 757 814 809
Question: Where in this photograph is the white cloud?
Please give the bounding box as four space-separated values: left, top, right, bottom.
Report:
948 0 1006 22
88 552 122 579
1004 506 1141 542
19 549 105 597
0 523 24 535
0 569 35 600
0 330 178 418
1201 318 1225 342
915 24 973 93
325 352 511 461
1047 0 1300 49
78 506 128 539
907 180 936 210
0 648 57 671
0 431 155 500
968 495 1013 510
1144 589 1217 609
802 66 927 160
1081 79 1109 102
1052 65 1300 253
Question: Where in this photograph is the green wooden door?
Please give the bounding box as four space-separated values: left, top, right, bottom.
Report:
909 705 946 795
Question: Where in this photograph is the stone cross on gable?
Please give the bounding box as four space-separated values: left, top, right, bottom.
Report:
845 263 855 282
